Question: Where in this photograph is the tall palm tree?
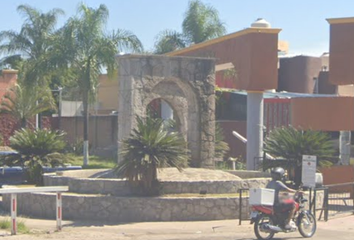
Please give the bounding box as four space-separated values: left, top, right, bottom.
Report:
60 3 143 166
182 0 226 44
0 4 64 86
154 30 186 55
0 83 56 128
0 5 65 130
154 0 226 54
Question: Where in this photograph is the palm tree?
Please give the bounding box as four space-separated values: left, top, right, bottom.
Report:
0 5 65 130
182 0 226 44
0 83 56 128
154 30 186 55
154 0 226 54
1 128 67 185
264 126 337 187
0 4 64 86
59 3 143 166
116 116 188 196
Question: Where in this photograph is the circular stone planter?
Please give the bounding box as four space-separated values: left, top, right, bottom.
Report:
43 169 270 196
2 169 272 222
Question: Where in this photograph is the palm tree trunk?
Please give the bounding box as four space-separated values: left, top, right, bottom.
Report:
83 90 89 166
21 118 27 128
37 113 42 129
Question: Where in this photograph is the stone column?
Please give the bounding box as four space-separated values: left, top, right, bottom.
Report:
246 92 264 170
339 131 351 165
117 58 135 163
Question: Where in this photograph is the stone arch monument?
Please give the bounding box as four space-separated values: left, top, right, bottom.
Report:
117 55 215 167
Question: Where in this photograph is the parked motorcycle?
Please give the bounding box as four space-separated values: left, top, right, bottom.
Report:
250 191 316 240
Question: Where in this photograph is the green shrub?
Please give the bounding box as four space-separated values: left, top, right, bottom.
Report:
264 126 337 187
116 116 188 196
215 122 229 159
1 128 67 185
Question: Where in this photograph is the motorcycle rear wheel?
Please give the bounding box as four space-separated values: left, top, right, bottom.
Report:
298 212 317 238
254 215 275 240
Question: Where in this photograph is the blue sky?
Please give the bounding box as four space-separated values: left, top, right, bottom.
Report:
1 0 354 55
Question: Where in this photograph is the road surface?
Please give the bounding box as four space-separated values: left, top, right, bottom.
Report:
0 214 353 239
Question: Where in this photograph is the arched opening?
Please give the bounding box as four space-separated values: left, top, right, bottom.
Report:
146 98 181 132
142 79 201 166
118 55 215 167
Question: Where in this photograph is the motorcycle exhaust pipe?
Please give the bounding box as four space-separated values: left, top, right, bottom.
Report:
262 224 283 233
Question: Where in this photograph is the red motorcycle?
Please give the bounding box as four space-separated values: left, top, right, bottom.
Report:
250 191 317 240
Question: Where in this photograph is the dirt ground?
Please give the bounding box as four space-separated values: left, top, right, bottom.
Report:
0 214 353 240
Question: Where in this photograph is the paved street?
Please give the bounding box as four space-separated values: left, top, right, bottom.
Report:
0 214 353 239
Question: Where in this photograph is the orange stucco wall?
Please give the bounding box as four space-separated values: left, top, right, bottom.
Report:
97 74 119 113
0 70 17 102
328 18 354 85
290 97 354 131
168 28 280 91
278 56 322 93
320 166 354 195
320 166 354 185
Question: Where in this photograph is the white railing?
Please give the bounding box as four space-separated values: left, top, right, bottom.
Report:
0 186 69 235
232 131 276 160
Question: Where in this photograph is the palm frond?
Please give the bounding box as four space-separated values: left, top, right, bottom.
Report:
154 30 186 54
182 0 226 44
264 126 336 165
111 29 144 53
0 83 56 127
116 116 189 195
215 122 229 159
4 128 67 184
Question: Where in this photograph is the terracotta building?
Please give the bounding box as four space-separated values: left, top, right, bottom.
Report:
0 69 17 101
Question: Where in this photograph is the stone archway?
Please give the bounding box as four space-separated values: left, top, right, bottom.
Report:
117 55 215 167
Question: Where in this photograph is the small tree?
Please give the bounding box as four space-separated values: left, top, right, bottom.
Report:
264 126 336 187
0 83 56 128
0 129 67 185
116 116 188 196
215 122 229 159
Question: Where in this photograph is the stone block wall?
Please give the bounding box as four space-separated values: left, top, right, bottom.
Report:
1 187 324 223
2 193 250 222
3 174 324 222
43 174 270 195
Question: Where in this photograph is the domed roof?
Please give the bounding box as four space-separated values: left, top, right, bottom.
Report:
251 18 271 28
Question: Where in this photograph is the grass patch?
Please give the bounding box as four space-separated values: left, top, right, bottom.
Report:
0 219 29 234
0 219 10 229
65 154 116 169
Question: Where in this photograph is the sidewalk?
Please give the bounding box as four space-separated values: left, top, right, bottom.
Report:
0 214 353 240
